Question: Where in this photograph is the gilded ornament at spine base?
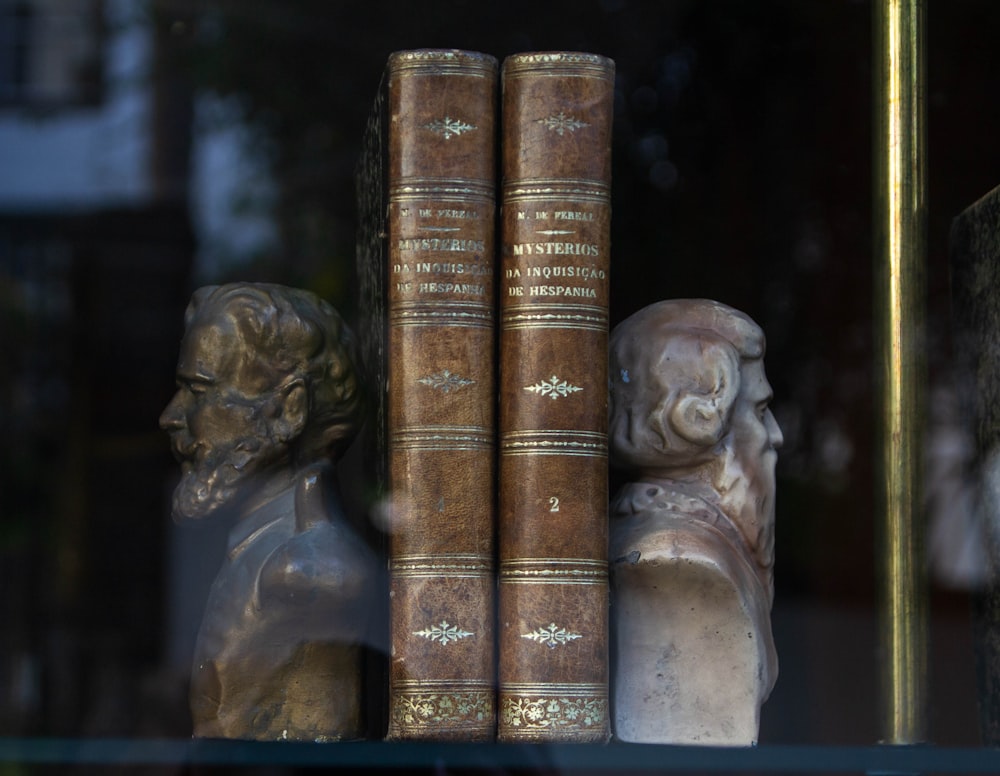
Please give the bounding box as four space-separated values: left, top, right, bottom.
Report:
391 689 494 729
499 693 607 733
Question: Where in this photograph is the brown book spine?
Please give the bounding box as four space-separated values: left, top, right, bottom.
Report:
357 49 498 741
497 51 614 743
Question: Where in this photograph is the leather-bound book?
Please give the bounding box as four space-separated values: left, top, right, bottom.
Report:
355 49 498 741
496 51 614 743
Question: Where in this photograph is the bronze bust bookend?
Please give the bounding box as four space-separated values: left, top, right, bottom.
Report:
160 283 377 741
608 299 782 745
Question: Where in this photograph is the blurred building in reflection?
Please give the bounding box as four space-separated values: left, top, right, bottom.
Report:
0 0 194 735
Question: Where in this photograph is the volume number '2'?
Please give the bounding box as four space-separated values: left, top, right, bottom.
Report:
548 497 560 513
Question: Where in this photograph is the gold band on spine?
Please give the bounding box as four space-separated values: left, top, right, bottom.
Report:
391 178 495 201
500 558 608 586
503 178 609 195
391 426 492 451
392 301 493 329
502 51 613 79
504 191 609 206
500 429 608 458
502 303 607 333
392 554 491 579
390 50 497 78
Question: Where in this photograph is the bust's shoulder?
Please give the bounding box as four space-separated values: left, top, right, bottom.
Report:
610 481 758 593
256 514 376 608
612 481 728 544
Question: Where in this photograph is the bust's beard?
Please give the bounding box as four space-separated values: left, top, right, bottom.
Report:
712 444 777 598
171 437 266 522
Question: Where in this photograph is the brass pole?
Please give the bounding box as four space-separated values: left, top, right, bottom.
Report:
873 0 927 744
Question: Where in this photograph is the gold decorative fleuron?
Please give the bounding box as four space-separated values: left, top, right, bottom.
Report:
524 375 582 399
535 111 589 136
423 117 476 139
392 691 493 728
500 695 607 730
417 369 475 393
413 620 474 645
521 623 582 648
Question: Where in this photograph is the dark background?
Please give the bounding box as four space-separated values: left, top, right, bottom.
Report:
2 0 1000 748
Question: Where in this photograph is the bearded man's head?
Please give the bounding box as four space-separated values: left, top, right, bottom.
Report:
160 283 363 521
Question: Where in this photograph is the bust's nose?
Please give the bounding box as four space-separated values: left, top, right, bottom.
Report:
765 409 784 450
159 392 186 431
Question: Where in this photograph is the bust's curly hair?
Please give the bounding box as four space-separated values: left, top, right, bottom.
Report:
185 282 364 461
609 298 764 472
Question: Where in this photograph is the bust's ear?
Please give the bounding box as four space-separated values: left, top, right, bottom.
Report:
668 392 728 447
666 356 738 448
273 379 308 444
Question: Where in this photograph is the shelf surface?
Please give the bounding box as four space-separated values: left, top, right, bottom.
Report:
3 738 1000 773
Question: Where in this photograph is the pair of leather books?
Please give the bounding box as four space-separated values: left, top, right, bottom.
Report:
355 49 614 742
